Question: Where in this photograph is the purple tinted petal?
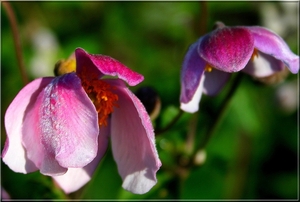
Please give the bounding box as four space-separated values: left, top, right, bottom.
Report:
180 39 206 113
2 77 53 173
53 124 110 193
180 75 205 113
23 73 99 175
180 39 206 103
203 70 231 96
247 26 299 74
75 48 144 86
199 27 254 72
108 79 161 194
243 51 285 77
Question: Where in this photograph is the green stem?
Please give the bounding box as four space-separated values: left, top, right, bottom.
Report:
198 1 208 36
155 2 208 136
194 73 244 155
2 1 29 85
156 109 184 135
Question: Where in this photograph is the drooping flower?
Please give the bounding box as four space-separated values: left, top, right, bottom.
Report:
1 48 161 194
180 22 299 113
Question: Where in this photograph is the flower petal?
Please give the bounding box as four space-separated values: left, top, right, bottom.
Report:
52 123 110 194
180 40 206 113
1 186 10 199
203 70 231 96
2 77 53 173
181 74 205 113
75 48 144 86
243 51 286 77
247 26 299 74
180 39 206 102
108 79 161 194
22 73 99 175
199 27 254 72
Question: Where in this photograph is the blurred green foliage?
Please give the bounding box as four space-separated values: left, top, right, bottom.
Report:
1 1 298 200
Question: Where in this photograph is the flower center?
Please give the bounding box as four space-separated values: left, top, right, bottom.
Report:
78 71 118 127
54 57 76 76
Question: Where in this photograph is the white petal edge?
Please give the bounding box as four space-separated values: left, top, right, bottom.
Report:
52 124 110 194
243 51 285 77
180 73 205 113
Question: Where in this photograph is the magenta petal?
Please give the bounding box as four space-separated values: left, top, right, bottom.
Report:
22 73 99 175
108 79 161 194
247 26 299 74
203 70 231 96
243 51 286 77
75 48 144 86
53 124 110 193
180 39 206 113
2 77 53 173
199 27 254 72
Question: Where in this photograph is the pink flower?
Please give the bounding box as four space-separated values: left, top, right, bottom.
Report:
1 186 10 199
180 22 299 113
1 48 161 194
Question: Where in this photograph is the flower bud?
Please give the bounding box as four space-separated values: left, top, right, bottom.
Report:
194 149 206 166
135 86 161 121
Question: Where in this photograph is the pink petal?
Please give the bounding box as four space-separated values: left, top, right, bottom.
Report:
2 77 53 173
243 51 286 77
53 123 110 193
22 73 99 175
1 186 10 199
75 48 144 86
247 26 299 74
199 27 254 72
108 79 161 194
203 70 231 96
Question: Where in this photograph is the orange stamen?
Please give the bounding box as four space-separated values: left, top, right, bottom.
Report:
78 69 118 127
205 64 213 72
251 48 259 61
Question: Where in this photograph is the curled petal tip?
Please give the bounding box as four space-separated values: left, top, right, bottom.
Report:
75 48 144 86
247 26 299 74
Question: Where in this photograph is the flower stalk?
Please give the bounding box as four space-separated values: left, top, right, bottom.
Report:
192 73 244 160
2 1 28 85
156 109 184 135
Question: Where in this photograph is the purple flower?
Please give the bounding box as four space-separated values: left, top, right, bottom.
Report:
1 48 161 194
180 22 299 113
